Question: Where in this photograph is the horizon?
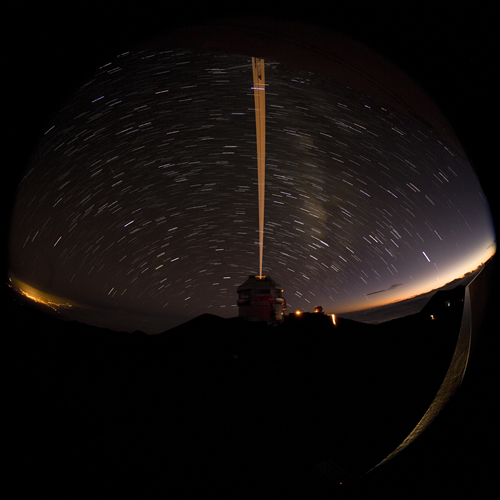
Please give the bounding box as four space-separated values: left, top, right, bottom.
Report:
8 254 493 333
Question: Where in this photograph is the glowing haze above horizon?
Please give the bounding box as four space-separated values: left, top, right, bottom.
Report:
8 47 496 332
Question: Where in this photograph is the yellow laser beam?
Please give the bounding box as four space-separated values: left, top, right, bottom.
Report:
252 57 266 278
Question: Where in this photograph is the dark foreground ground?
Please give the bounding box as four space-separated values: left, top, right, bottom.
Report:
10 277 496 498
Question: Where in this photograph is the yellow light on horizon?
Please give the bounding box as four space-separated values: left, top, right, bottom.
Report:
8 273 75 311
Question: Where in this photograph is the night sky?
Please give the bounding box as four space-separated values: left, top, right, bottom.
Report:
7 14 497 333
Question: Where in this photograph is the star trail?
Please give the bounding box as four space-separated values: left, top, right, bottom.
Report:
9 48 496 332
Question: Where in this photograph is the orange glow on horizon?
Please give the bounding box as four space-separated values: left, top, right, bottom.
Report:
8 273 76 311
333 243 496 316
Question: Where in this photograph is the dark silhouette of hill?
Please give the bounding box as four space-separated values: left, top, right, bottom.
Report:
9 283 490 496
